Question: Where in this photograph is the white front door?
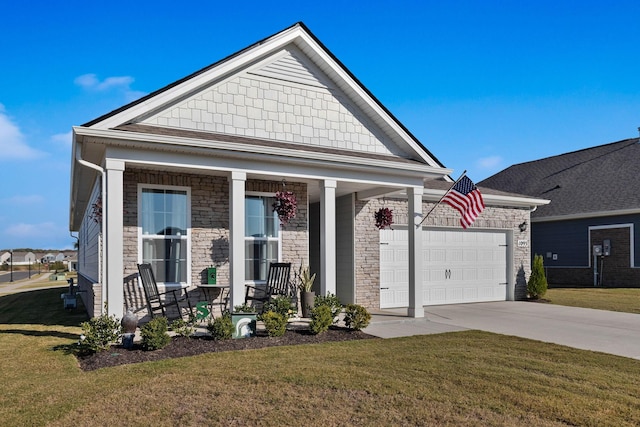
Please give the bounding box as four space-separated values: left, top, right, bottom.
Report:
380 228 508 308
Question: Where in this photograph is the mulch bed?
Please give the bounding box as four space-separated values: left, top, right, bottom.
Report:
77 326 377 371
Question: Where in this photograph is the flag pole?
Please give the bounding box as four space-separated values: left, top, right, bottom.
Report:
417 170 467 227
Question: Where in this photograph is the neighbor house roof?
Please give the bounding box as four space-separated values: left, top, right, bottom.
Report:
479 138 640 220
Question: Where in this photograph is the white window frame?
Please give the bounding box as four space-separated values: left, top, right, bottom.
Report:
245 191 282 285
137 184 191 289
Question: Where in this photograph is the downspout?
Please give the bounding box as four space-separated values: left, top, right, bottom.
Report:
75 142 107 310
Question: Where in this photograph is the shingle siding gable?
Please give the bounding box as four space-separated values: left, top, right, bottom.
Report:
140 52 409 158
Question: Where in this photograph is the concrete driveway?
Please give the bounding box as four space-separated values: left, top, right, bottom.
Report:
365 301 640 360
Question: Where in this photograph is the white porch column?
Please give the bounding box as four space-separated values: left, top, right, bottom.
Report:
229 171 246 309
407 186 424 318
104 159 125 319
320 180 337 296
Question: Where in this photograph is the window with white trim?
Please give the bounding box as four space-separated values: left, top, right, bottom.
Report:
245 194 280 282
139 186 190 285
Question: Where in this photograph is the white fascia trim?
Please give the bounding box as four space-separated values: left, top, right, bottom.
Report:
532 208 640 223
74 126 450 177
421 187 550 208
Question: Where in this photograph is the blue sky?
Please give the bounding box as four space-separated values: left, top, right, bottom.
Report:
1 0 639 250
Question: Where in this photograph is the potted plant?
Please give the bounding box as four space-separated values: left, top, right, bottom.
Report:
296 264 316 318
374 207 393 230
273 190 297 225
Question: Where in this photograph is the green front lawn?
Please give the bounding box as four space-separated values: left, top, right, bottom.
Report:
1 288 640 426
546 287 640 314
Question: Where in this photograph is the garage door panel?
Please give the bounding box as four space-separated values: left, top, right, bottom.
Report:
447 249 463 263
395 249 409 262
463 249 477 262
463 268 477 281
429 230 446 243
424 287 446 303
479 285 499 298
380 289 395 307
395 269 408 283
477 268 495 280
428 268 446 282
381 228 508 308
447 231 464 243
429 249 446 262
447 287 463 301
477 250 496 262
380 270 395 283
380 248 395 262
463 287 478 301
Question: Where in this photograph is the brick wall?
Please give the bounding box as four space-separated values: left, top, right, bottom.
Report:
354 198 532 309
121 169 308 318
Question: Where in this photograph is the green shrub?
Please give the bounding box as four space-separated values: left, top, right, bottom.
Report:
343 304 371 330
314 293 342 324
261 311 287 337
207 313 233 340
263 296 297 318
169 318 195 338
528 254 548 299
78 312 121 354
233 303 257 313
309 304 333 335
50 261 66 272
140 317 171 350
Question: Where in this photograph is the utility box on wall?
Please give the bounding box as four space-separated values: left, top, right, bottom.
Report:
207 267 217 285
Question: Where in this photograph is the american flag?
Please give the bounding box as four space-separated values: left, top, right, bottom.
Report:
443 175 485 229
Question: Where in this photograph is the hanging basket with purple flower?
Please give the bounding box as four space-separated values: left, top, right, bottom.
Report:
273 191 297 225
374 207 394 230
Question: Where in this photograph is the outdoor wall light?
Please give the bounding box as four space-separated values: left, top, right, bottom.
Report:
519 221 528 232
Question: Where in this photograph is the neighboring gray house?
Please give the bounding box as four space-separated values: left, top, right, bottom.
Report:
481 137 640 287
69 22 547 320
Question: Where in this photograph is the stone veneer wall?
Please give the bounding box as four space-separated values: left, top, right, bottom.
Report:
122 168 308 318
144 72 401 156
354 198 531 310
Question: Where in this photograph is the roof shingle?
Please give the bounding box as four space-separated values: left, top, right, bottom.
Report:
479 138 640 218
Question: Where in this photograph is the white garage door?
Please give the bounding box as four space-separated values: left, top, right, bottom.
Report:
380 228 508 308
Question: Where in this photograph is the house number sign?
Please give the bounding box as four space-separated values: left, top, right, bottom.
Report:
517 240 528 248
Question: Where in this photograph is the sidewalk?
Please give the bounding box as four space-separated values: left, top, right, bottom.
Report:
0 273 66 295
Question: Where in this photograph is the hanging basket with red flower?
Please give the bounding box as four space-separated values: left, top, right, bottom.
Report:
273 190 297 225
90 196 103 224
374 207 394 230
